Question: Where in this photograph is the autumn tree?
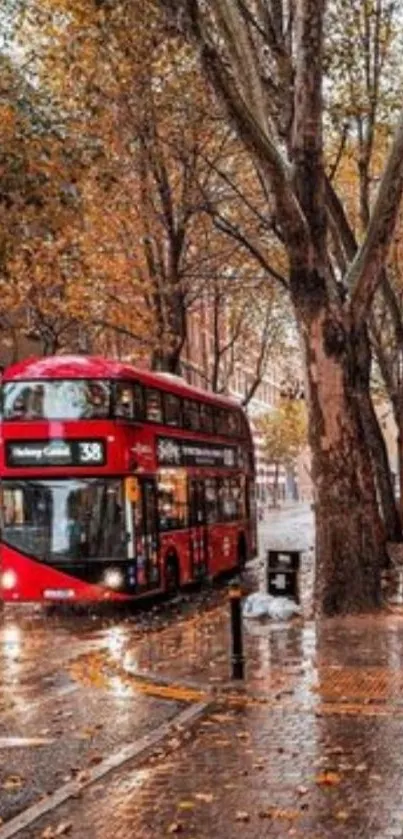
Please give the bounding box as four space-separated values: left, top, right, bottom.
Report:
0 54 92 354
323 0 403 540
257 399 307 507
2 0 271 370
158 0 403 614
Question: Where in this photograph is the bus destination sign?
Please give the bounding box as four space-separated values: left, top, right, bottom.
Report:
6 439 106 468
157 436 240 468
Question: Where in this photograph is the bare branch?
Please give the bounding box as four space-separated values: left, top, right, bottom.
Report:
349 107 403 322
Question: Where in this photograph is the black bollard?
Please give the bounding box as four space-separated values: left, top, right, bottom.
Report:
229 581 244 679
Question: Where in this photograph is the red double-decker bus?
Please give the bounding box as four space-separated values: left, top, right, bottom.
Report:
0 355 256 604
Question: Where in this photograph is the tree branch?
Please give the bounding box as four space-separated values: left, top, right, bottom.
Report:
349 107 403 322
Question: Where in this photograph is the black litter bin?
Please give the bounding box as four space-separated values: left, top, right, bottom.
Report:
267 550 300 603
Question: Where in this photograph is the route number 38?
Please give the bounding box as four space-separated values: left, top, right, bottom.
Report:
78 442 104 463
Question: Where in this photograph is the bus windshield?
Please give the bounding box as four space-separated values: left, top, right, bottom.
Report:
2 380 111 421
2 479 126 564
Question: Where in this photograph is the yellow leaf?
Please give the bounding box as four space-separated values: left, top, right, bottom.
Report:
335 810 349 821
195 792 214 803
2 775 24 792
178 801 194 811
315 771 341 787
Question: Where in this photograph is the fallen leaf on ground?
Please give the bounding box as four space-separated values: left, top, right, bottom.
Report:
76 770 90 784
167 822 183 834
55 824 73 836
297 786 309 796
178 801 194 811
315 771 341 787
195 793 214 803
258 808 300 821
2 775 24 792
235 811 250 822
355 763 367 773
335 810 349 821
87 753 103 766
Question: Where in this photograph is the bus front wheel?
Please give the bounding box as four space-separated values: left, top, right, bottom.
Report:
165 553 180 595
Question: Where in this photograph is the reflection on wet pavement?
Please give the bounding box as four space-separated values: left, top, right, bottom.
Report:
17 507 403 837
13 608 403 839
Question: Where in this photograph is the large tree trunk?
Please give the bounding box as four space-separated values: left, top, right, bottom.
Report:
299 295 386 615
354 326 401 542
396 397 403 525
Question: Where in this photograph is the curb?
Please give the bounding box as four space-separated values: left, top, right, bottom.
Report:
0 700 212 839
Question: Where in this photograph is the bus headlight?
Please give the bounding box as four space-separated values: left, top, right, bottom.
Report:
1 570 18 591
104 568 124 590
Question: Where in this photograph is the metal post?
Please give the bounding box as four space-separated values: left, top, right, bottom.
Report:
229 582 244 679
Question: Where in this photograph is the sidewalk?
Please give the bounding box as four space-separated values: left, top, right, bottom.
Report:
21 583 403 838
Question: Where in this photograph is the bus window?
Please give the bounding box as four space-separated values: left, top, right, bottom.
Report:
227 411 239 437
200 404 213 433
205 478 218 523
2 479 126 562
231 477 245 519
115 383 134 419
146 388 163 423
164 393 181 426
133 383 144 419
214 408 228 436
218 478 238 521
86 382 110 418
183 399 200 431
158 470 187 530
2 380 111 420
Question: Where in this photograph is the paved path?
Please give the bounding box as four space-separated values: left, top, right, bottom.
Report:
12 610 403 839
0 505 330 839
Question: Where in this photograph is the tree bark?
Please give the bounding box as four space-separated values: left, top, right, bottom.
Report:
354 325 401 543
296 279 386 614
151 286 187 374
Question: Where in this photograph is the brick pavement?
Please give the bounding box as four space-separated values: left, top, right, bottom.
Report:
14 609 403 839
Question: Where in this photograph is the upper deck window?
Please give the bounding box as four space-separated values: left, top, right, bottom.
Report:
183 399 200 431
164 393 181 426
114 383 135 420
145 388 163 423
2 380 110 421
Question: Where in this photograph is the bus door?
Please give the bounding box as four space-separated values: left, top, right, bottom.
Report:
127 477 160 591
189 479 208 580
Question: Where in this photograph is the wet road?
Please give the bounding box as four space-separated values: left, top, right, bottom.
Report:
0 504 315 837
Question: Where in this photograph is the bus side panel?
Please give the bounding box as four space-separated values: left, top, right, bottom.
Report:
0 544 129 603
208 522 238 575
159 531 192 585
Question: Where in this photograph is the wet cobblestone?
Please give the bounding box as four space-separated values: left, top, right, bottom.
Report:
11 507 403 838
11 609 403 839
